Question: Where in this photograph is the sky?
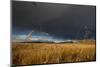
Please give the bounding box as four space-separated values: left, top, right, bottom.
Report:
12 1 96 41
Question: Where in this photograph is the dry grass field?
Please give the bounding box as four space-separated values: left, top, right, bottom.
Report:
12 40 96 65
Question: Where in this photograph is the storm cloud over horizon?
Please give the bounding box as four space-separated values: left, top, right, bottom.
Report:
12 1 96 39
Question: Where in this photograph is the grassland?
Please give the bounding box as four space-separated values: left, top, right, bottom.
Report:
12 40 96 65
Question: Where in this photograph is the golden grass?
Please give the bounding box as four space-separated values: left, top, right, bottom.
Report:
12 40 96 65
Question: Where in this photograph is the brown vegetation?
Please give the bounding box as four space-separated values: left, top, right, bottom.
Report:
12 40 96 65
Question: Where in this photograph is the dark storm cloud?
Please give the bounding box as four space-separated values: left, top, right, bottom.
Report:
12 1 96 39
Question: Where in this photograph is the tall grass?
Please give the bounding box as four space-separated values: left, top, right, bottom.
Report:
12 40 96 65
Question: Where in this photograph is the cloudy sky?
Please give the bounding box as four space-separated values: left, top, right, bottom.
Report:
12 1 96 40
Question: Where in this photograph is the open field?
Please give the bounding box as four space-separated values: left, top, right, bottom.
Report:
12 40 96 65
